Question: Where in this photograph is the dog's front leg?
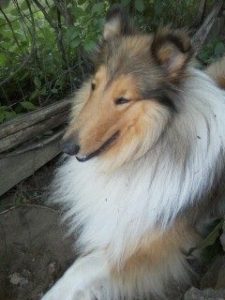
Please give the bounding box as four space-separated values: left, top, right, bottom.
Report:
42 251 110 300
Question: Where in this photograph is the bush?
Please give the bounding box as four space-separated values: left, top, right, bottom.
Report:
0 0 221 123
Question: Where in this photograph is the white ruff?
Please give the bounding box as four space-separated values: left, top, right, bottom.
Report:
52 69 225 259
46 69 225 299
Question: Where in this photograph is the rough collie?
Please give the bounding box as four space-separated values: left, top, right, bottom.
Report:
43 7 225 300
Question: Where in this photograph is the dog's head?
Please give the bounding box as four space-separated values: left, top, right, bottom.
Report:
62 7 193 170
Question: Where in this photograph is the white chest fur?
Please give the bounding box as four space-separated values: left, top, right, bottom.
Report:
51 70 225 263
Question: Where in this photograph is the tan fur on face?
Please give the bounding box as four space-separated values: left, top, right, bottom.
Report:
75 66 140 157
65 63 171 170
64 28 194 169
101 100 170 170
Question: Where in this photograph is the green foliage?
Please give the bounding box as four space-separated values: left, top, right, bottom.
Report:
20 101 37 111
0 0 223 124
0 0 107 122
199 39 225 64
0 105 17 123
134 0 145 13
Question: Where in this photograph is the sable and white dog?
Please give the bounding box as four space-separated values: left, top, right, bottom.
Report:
43 7 225 300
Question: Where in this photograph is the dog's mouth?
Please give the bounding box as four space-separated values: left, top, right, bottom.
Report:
76 131 120 162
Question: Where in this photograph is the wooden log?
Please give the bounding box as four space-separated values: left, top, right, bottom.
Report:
0 132 62 196
0 99 72 139
0 129 64 158
192 0 223 51
0 111 68 153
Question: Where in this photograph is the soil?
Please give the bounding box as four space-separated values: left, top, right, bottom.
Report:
0 157 76 300
0 206 75 300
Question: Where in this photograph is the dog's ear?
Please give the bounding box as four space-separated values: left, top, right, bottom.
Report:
103 6 134 41
151 28 193 80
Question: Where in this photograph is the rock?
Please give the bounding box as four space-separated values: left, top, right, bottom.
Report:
184 287 225 300
9 272 28 286
48 261 57 276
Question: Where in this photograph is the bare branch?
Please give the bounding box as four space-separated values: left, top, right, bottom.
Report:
192 0 224 52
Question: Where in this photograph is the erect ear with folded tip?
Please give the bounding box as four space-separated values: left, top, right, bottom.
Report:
151 28 194 81
103 6 134 41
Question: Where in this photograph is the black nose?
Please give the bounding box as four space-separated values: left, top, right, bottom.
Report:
61 139 80 156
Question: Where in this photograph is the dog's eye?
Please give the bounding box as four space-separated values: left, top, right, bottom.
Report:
91 82 96 91
115 97 130 105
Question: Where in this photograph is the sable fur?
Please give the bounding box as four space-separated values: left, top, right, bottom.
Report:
43 7 225 300
206 55 225 89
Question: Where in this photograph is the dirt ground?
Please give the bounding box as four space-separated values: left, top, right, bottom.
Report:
0 158 75 300
0 157 58 212
0 206 75 300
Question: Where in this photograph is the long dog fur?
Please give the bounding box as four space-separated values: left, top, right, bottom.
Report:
43 8 225 300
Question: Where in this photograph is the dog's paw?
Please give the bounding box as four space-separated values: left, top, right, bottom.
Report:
73 289 98 300
42 287 104 300
74 283 106 300
42 253 109 300
42 288 85 300
42 282 105 300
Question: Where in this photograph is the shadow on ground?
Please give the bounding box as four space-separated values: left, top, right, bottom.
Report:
0 205 75 300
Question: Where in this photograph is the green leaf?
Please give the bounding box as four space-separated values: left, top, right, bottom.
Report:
0 53 7 66
154 2 164 15
20 1 28 11
74 6 86 16
84 40 96 52
30 89 40 100
65 28 79 41
92 3 104 14
214 42 225 57
0 106 8 112
40 87 47 95
71 39 81 48
51 88 58 94
0 113 5 123
135 0 145 12
20 101 37 111
34 77 41 88
77 0 87 5
4 111 17 121
121 0 131 6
